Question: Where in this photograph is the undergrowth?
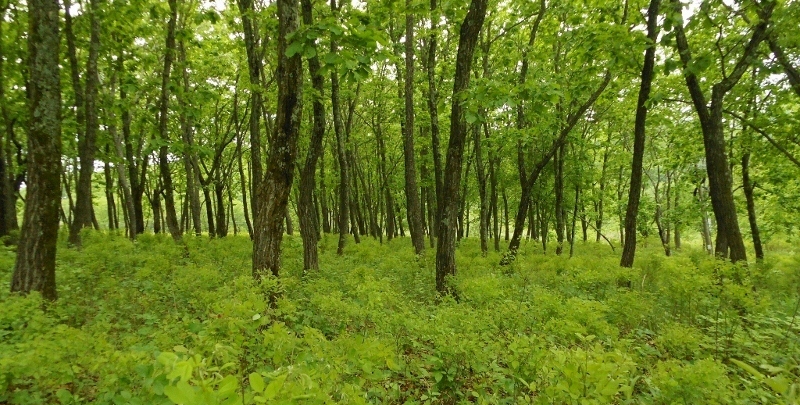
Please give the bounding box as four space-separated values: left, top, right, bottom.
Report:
1 231 799 404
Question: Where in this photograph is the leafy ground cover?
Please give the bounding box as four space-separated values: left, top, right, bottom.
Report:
2 232 799 404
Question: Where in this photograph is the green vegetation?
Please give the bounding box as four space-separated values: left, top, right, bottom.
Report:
2 232 799 404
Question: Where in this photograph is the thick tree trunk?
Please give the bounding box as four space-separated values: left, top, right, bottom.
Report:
12 0 61 300
620 0 659 267
670 0 773 263
68 0 101 246
156 0 182 242
435 0 487 295
252 0 302 280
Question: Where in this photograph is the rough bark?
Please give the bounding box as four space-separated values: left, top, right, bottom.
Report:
402 3 426 254
741 152 763 261
435 0 488 295
620 0 659 267
12 0 61 300
297 0 326 269
156 0 182 242
68 0 101 246
670 0 773 262
252 0 302 280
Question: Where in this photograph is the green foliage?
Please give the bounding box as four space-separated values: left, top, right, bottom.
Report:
2 234 800 404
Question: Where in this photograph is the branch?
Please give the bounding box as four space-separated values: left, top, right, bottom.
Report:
724 109 800 169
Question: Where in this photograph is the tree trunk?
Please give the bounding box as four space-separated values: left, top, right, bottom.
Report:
742 152 763 261
554 144 565 255
401 3 426 254
620 0 659 267
108 68 136 240
426 0 443 240
330 0 350 255
11 0 61 300
503 73 610 264
178 40 203 236
435 0 487 295
669 0 773 263
473 123 489 255
156 0 182 242
252 0 302 280
237 0 264 222
68 0 101 246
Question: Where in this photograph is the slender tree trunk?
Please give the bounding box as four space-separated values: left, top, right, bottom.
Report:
426 0 443 240
68 0 101 246
401 3 426 254
742 152 763 261
252 0 302 280
435 0 487 295
503 73 610 264
473 124 489 255
156 0 182 242
554 144 565 255
108 69 136 240
12 0 61 300
331 0 350 255
203 185 215 236
237 0 264 222
178 40 203 236
620 0 660 267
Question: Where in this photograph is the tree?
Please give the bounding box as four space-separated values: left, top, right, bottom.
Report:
435 0 488 295
667 0 774 262
252 0 303 280
402 0 425 254
11 0 62 300
620 0 661 268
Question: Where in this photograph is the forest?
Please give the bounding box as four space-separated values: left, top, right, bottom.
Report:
2 0 800 403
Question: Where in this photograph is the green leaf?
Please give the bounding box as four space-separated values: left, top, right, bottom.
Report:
250 372 265 392
163 381 196 404
286 41 304 58
264 374 288 399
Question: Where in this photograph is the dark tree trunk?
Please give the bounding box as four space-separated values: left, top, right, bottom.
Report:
203 185 216 236
670 0 773 263
178 40 203 236
252 0 302 280
236 130 253 236
104 147 117 230
473 123 489 255
12 0 61 300
402 3 426 254
156 0 182 242
298 0 326 271
435 0 488 295
620 0 660 267
742 152 763 261
502 188 509 241
503 73 610 264
108 67 136 240
237 0 264 222
331 0 350 255
376 120 395 240
214 182 227 237
0 6 12 237
768 37 800 98
68 0 101 246
426 0 443 240
554 144 565 255
120 60 146 235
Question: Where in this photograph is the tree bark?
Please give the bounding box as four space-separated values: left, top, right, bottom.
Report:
252 0 302 280
620 0 659 267
402 3 426 254
68 0 101 246
669 0 773 262
426 0 443 240
156 0 182 242
178 40 203 236
237 0 264 222
554 144 565 255
12 0 61 300
502 72 610 264
435 0 488 295
741 152 763 261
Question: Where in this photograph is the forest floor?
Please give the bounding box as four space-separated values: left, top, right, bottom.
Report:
1 232 799 404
